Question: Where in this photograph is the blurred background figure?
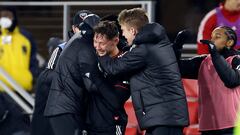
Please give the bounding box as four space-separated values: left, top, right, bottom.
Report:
0 6 39 92
47 37 64 56
197 0 240 54
0 6 39 135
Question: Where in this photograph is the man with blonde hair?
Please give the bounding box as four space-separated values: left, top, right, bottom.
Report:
98 8 189 135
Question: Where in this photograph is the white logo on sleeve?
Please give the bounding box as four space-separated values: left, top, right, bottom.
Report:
85 72 90 78
236 65 240 71
129 44 136 52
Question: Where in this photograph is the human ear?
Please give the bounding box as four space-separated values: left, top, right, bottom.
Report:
114 37 119 43
226 39 234 48
130 27 137 36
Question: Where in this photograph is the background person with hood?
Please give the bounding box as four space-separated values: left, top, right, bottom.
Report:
0 6 39 92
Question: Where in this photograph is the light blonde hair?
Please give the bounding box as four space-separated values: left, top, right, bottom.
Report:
118 8 149 31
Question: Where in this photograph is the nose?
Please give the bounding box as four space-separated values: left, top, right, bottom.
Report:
94 43 101 50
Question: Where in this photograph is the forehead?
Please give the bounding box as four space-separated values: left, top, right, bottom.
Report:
212 28 226 35
0 10 13 17
94 33 107 41
121 24 130 29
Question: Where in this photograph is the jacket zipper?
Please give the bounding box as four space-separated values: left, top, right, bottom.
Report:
139 92 146 115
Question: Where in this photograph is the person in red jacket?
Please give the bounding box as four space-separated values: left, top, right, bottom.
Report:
197 0 240 54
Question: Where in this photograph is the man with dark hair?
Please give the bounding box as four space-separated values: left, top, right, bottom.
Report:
100 14 128 50
85 20 130 135
98 8 189 135
44 10 100 135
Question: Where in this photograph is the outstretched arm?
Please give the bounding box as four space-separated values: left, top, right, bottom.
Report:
201 40 240 88
99 44 146 76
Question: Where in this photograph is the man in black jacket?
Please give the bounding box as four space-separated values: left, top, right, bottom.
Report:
44 10 100 135
86 20 130 135
98 8 189 135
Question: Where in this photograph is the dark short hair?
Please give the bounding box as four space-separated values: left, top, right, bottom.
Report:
219 26 237 47
93 21 119 40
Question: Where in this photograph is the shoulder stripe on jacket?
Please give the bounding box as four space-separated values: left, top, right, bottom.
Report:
47 47 60 69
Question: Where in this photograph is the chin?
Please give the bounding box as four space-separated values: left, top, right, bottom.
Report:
127 42 132 46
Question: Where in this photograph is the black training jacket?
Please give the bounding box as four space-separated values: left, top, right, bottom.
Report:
99 23 189 129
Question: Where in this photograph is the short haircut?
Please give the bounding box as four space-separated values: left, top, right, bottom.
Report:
93 20 119 40
118 8 149 31
219 26 237 47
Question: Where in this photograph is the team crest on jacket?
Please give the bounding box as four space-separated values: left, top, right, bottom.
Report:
79 13 88 20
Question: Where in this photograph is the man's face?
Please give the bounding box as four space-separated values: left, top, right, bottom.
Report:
121 24 136 46
211 28 231 51
93 33 118 56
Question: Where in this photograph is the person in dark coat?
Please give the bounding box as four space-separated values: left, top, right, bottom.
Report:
30 37 65 135
98 8 189 135
44 10 100 135
84 20 131 135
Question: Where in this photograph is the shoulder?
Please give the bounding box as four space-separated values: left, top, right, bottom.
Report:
46 47 62 69
198 9 217 41
199 8 217 30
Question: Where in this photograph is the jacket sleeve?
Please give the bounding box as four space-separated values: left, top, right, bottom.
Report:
179 55 206 79
46 47 62 70
211 51 240 88
99 44 146 76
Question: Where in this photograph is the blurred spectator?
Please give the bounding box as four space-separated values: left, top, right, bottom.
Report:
0 6 39 92
47 37 64 55
197 0 240 54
